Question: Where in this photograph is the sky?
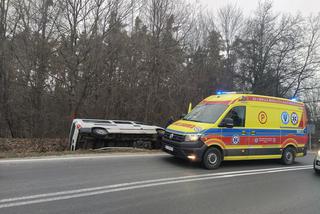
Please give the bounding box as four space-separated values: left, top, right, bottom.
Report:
197 0 320 16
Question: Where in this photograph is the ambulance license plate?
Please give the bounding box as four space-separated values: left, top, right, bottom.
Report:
165 145 174 152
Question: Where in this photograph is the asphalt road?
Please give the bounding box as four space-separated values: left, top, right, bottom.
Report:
0 153 319 214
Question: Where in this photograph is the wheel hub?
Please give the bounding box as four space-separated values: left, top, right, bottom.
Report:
208 153 218 165
286 152 293 161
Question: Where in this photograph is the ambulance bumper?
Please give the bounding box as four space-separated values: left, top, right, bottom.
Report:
161 138 207 162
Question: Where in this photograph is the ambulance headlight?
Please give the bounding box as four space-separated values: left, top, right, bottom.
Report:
185 134 200 142
317 150 320 157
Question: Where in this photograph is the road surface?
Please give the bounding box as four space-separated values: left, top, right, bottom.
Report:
0 153 319 214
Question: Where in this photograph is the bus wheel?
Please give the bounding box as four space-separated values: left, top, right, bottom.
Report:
281 147 296 165
202 148 222 170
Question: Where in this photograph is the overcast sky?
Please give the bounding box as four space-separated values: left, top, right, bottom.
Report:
197 0 320 16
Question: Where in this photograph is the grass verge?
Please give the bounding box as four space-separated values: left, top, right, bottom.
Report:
0 138 161 159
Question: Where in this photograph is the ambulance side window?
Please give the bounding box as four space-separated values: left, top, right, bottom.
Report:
225 106 246 127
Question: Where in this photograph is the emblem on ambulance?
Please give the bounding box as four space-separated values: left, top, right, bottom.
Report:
281 112 289 124
291 112 298 125
258 111 267 124
232 135 240 144
169 133 174 139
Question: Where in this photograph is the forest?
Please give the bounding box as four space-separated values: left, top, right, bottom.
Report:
1 0 320 138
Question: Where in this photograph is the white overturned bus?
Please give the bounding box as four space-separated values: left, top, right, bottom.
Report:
69 119 164 150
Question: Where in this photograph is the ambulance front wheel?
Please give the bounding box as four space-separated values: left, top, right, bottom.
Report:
281 147 296 165
202 147 222 170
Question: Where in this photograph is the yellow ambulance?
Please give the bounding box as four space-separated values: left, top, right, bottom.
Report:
162 92 308 169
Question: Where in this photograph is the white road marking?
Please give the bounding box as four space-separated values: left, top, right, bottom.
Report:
0 165 311 203
0 152 315 164
0 165 313 209
0 165 309 203
0 153 167 164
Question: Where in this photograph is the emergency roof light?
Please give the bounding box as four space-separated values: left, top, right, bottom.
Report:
216 90 236 95
216 91 252 95
216 90 224 95
290 97 298 102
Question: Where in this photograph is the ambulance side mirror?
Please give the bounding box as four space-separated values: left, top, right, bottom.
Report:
219 118 234 128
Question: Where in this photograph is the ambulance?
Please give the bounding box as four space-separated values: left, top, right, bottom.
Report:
162 92 308 169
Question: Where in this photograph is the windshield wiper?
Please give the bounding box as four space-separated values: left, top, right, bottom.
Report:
183 118 207 123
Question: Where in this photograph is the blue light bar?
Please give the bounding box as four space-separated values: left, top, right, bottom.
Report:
290 97 298 102
216 90 224 95
216 91 237 95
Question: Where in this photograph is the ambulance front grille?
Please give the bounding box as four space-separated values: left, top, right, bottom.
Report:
163 131 185 142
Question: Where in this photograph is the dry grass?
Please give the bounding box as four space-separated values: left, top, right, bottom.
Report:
0 138 161 159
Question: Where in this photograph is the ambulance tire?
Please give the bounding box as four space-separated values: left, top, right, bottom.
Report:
202 147 222 170
281 147 296 165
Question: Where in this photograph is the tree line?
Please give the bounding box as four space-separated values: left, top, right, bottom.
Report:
0 0 320 138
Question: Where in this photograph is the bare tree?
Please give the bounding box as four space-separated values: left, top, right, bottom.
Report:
0 0 320 138
0 0 12 136
217 4 243 89
218 4 243 60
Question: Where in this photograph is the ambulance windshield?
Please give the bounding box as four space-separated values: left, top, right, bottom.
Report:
183 104 228 123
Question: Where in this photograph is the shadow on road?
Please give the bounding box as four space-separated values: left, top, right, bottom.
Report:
160 155 310 171
313 171 320 177
161 156 202 170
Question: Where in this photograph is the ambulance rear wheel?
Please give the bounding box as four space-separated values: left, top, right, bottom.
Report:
202 148 222 170
281 147 296 165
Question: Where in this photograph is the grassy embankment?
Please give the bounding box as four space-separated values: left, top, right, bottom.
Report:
0 138 160 159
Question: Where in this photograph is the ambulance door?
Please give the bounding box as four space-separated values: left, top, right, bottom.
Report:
221 106 249 157
248 107 281 157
